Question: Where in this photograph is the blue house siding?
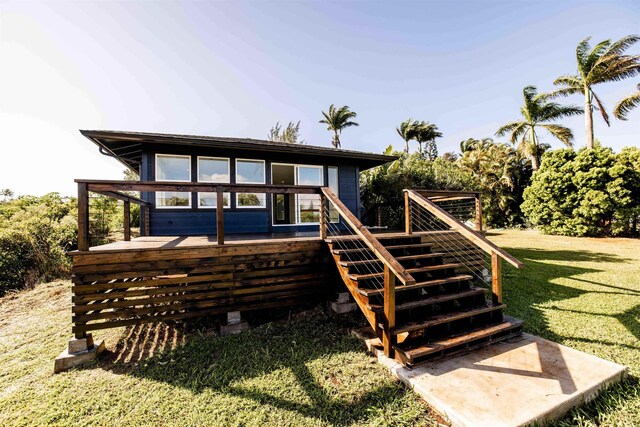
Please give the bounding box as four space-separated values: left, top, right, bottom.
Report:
140 148 369 236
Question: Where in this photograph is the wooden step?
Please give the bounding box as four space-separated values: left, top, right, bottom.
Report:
394 303 506 335
339 252 445 267
357 274 473 296
348 263 460 281
367 287 486 313
394 317 524 365
325 232 418 244
384 242 434 251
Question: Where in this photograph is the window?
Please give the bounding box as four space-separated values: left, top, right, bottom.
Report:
155 154 191 208
297 166 323 223
197 157 230 209
236 159 266 208
328 166 339 222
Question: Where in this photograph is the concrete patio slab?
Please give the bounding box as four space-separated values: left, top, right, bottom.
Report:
354 331 627 427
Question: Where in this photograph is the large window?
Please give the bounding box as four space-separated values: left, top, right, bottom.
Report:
236 159 266 208
155 154 191 208
198 157 230 209
297 166 323 223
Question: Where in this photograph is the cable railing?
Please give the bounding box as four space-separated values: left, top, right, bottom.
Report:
404 190 523 305
320 187 415 357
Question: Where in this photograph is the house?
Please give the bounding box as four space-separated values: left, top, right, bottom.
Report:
60 129 524 373
80 130 396 236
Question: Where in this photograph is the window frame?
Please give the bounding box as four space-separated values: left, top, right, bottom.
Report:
155 153 192 209
197 156 230 209
235 158 267 209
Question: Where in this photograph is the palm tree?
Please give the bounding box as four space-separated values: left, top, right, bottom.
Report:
546 35 640 149
396 118 417 153
1 188 14 201
414 122 442 160
319 104 359 148
496 86 583 170
614 83 640 120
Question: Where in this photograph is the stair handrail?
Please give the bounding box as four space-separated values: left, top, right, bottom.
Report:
320 188 415 286
405 190 524 269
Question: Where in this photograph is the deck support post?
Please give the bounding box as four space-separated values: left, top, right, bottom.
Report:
491 251 502 304
475 194 483 232
404 191 412 235
123 201 131 241
382 265 396 358
319 192 327 239
77 182 89 252
142 205 150 236
216 186 224 245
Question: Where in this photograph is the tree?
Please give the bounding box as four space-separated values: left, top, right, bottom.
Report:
267 121 305 144
457 138 532 227
1 189 14 202
414 122 442 160
396 118 417 153
546 35 640 148
614 82 640 120
496 85 582 170
521 145 640 236
319 104 359 148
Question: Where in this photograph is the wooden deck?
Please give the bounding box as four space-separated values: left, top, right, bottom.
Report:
83 232 323 252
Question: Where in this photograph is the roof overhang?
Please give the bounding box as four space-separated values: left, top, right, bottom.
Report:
80 130 398 172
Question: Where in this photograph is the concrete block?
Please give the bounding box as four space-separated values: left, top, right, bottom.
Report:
336 292 351 304
68 335 94 354
54 339 105 373
227 311 242 325
330 301 357 314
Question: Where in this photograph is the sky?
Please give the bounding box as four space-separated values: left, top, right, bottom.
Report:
1 0 639 196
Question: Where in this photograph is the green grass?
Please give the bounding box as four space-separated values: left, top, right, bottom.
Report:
0 229 638 426
489 229 640 426
0 282 433 426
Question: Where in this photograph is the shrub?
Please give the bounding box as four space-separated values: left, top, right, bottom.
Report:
522 145 640 236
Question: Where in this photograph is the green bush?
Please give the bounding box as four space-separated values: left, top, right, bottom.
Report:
0 193 76 294
522 145 640 236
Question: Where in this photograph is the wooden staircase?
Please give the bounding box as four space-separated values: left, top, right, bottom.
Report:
319 188 525 368
327 233 523 367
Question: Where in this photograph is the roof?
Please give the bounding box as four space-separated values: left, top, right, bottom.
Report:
80 129 398 172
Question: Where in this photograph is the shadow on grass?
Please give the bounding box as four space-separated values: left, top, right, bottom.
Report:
98 309 419 425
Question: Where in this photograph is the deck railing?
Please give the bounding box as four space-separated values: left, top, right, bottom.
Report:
404 190 523 304
75 179 322 251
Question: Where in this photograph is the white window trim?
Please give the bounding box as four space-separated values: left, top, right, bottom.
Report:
155 153 192 209
197 156 230 209
327 166 340 223
235 158 266 209
270 163 323 226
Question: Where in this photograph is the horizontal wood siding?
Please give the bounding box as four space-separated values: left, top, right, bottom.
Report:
70 240 337 334
338 165 359 219
150 211 270 235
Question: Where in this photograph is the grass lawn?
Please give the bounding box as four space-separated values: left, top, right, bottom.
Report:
0 229 638 426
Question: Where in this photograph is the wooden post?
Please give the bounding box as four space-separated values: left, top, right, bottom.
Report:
319 192 327 239
77 182 89 251
377 206 382 227
123 201 131 242
216 186 224 245
383 265 396 358
491 251 502 304
475 194 483 232
142 206 150 236
404 191 412 234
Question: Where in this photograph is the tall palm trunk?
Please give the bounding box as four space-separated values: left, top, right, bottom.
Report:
333 130 340 148
585 90 595 149
530 128 540 171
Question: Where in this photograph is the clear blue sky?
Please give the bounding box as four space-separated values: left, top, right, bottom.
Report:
1 0 638 196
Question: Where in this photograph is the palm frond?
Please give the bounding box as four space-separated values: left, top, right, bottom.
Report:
603 34 640 56
541 124 574 147
591 90 611 126
613 85 640 120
